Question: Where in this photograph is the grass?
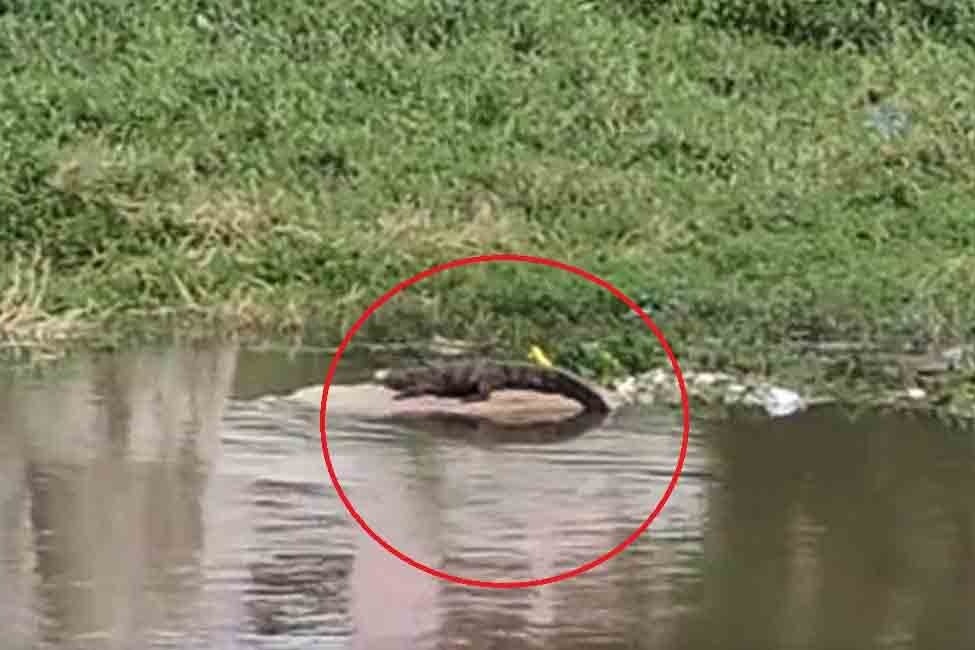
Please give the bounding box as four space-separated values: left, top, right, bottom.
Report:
1 0 974 388
0 250 91 360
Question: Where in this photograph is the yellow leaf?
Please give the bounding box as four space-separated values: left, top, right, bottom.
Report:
528 345 554 367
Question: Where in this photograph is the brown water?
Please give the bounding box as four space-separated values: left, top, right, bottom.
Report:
1 343 973 650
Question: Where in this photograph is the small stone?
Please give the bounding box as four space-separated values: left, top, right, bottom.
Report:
725 383 747 397
650 368 670 386
694 372 733 387
634 391 655 406
742 385 806 417
940 346 971 371
615 377 640 402
905 387 926 400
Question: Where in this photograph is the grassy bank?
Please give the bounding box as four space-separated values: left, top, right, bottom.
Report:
2 1 974 391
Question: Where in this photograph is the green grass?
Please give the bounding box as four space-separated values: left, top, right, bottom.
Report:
1 0 974 382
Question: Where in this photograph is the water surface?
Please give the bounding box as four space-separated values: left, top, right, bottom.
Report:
1 344 973 649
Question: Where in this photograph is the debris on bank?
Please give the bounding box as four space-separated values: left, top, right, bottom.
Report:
361 340 975 424
613 369 812 418
610 343 975 424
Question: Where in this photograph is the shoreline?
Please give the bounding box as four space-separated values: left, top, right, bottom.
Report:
4 333 974 427
286 341 975 427
3 3 973 427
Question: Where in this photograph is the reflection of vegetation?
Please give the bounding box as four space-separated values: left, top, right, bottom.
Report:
3 1 974 403
685 410 975 648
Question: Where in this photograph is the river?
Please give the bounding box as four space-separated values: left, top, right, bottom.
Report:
1 343 973 649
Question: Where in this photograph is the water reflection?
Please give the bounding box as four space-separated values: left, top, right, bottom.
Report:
0 344 973 649
0 344 236 649
688 409 975 649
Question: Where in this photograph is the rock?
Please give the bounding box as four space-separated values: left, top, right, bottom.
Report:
741 385 807 418
941 345 973 371
904 387 927 401
692 372 733 387
290 383 602 426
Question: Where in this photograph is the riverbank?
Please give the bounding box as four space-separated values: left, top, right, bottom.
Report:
2 2 973 417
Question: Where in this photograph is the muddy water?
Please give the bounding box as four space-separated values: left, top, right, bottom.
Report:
1 344 973 650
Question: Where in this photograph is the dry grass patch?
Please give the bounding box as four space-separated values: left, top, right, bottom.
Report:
1 251 91 360
370 196 524 255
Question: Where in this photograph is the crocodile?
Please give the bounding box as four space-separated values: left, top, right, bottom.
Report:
374 359 611 415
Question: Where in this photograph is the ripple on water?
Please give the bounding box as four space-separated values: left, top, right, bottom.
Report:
206 395 710 647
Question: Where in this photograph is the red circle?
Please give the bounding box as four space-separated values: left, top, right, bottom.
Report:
320 253 690 589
